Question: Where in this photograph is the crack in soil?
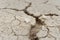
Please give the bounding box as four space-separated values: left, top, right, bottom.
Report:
0 2 50 40
45 13 59 16
23 3 48 40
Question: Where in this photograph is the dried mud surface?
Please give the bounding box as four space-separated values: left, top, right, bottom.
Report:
0 0 60 40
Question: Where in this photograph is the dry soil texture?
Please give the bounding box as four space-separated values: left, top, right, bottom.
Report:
0 0 60 40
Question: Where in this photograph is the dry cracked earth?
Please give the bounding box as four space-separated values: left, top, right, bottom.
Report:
0 0 60 40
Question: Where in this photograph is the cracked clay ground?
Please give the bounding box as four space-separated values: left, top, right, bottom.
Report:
0 0 60 40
